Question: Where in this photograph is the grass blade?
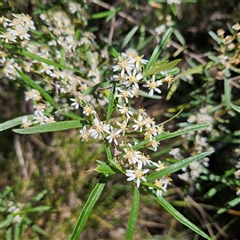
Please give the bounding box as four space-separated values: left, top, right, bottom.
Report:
15 68 58 109
13 120 83 134
69 177 107 240
120 26 139 50
152 195 212 240
147 151 214 182
126 186 140 240
0 115 34 131
145 27 173 72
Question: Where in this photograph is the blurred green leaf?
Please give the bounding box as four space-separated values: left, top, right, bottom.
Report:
32 224 49 236
230 103 240 113
25 206 50 213
218 197 240 214
120 26 139 50
0 215 13 228
13 120 83 134
175 64 205 80
209 31 222 44
147 151 213 182
126 186 140 240
15 68 58 109
152 195 212 240
69 177 107 240
14 223 20 240
91 7 121 19
0 115 34 132
145 27 173 72
108 46 120 58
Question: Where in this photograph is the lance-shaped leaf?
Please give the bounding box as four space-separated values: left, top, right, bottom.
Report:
15 68 58 109
69 177 107 240
147 151 214 182
18 50 85 77
145 27 173 72
133 123 209 150
0 115 34 132
126 186 140 240
152 195 212 240
120 26 139 50
108 46 120 58
106 83 116 123
144 59 181 77
13 120 83 134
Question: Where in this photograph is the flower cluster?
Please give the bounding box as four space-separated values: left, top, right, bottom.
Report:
75 48 176 194
174 106 216 181
6 201 23 224
213 23 240 79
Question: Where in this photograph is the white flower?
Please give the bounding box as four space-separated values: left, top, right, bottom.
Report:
143 75 162 96
113 53 135 76
106 127 121 145
88 118 110 140
33 112 47 125
70 96 82 109
21 116 32 128
123 145 141 165
80 126 89 141
117 104 133 120
126 166 149 188
132 115 145 132
169 148 183 160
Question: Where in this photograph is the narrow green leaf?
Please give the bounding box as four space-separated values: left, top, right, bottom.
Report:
139 90 162 99
173 29 186 46
145 28 173 72
108 46 120 59
25 206 50 213
230 103 240 113
224 78 231 109
13 120 82 134
209 31 222 44
91 7 121 19
175 64 205 80
0 215 13 228
106 83 116 123
217 197 240 214
120 26 139 50
96 161 116 175
32 224 49 236
133 123 209 150
126 186 140 240
14 223 20 240
69 177 107 240
147 151 213 182
144 59 181 77
104 140 124 173
152 195 212 240
18 50 85 77
15 68 58 109
0 115 34 131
